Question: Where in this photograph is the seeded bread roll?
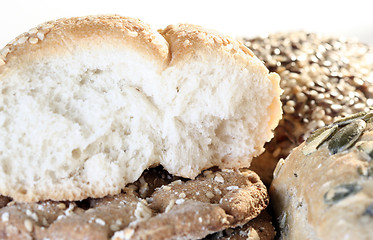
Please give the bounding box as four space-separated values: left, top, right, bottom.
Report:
0 168 269 240
0 15 282 202
239 32 373 185
270 110 373 239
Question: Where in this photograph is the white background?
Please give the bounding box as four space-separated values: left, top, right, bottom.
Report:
0 0 373 48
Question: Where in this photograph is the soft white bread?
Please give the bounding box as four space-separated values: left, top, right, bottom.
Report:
0 15 282 202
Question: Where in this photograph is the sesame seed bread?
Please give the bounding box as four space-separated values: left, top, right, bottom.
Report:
0 168 269 240
270 110 373 239
0 15 282 202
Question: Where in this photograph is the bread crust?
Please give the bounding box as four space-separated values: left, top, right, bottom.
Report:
271 115 373 239
0 168 269 240
0 15 170 73
160 24 256 66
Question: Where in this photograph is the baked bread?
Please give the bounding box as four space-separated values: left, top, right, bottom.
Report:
0 167 269 240
206 211 276 240
239 32 373 185
0 15 282 202
270 110 373 239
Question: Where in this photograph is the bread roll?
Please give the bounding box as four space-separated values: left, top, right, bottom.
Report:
0 15 282 202
271 110 373 239
240 32 373 185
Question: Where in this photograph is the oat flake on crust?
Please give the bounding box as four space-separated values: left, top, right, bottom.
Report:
0 167 269 240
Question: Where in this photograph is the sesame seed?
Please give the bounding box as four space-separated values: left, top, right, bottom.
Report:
127 31 138 37
26 209 38 222
42 217 48 226
17 36 28 45
24 219 33 232
28 28 38 35
178 192 186 198
110 223 121 232
29 37 39 44
37 32 45 40
123 228 135 239
0 46 10 57
183 40 190 47
214 174 225 183
1 212 9 222
283 105 295 114
171 180 182 185
226 186 239 191
213 36 223 44
214 187 222 195
165 199 175 213
175 199 185 205
220 217 229 224
95 218 106 226
205 191 215 199
57 203 66 210
127 184 138 191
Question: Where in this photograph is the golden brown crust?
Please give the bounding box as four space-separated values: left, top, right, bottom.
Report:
0 168 269 240
0 15 170 74
206 211 276 240
160 23 257 67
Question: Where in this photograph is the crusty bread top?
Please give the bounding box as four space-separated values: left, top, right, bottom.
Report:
160 23 255 65
0 15 170 72
0 16 260 73
0 15 281 202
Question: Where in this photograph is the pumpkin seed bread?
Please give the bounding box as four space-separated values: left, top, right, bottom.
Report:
270 110 373 239
239 32 373 185
0 167 270 240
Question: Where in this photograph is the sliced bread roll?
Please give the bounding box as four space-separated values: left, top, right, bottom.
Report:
0 15 282 202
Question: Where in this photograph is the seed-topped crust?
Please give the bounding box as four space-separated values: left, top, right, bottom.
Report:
160 24 257 67
241 32 373 185
0 15 170 73
206 211 276 240
271 111 373 239
0 168 269 240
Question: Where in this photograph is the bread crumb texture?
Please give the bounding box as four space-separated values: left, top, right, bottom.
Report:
0 15 281 202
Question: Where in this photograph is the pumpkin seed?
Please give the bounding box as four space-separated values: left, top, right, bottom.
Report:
363 203 373 217
333 111 367 127
362 112 373 122
357 141 373 161
324 183 362 205
306 126 331 144
328 119 366 155
302 125 338 155
357 162 373 177
278 211 288 230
